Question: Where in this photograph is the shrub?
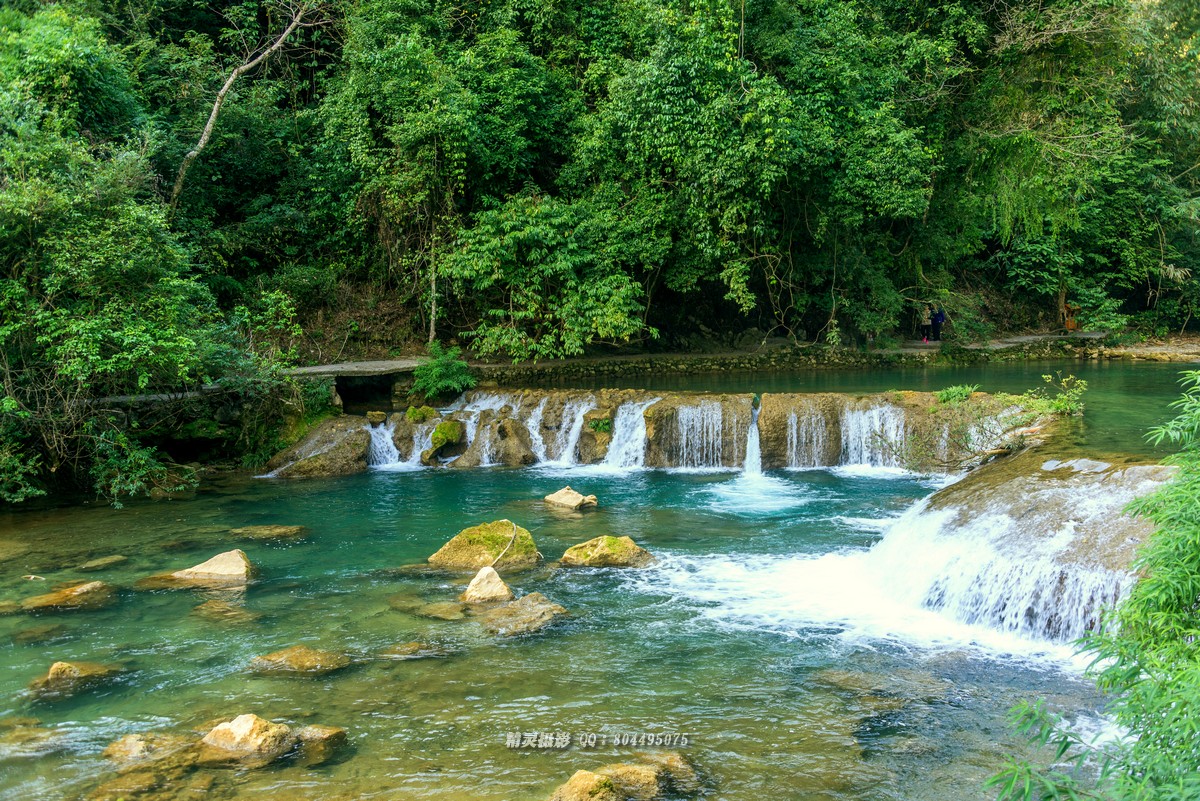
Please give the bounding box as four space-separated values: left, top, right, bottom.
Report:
588 418 612 434
411 342 477 402
935 384 979 405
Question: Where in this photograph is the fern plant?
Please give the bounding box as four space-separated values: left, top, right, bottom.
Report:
410 342 476 402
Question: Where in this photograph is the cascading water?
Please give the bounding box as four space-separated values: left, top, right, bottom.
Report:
840 403 907 468
675 401 725 469
525 398 549 461
539 397 595 466
601 399 659 468
366 422 401 466
744 406 762 475
643 454 1169 658
786 407 828 469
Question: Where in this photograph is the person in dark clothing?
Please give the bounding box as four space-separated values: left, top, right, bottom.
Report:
919 304 932 343
931 306 946 341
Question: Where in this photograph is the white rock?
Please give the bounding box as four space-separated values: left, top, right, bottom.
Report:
544 486 598 510
459 566 514 604
171 550 254 584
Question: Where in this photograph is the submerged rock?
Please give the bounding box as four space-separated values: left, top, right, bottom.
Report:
560 536 654 568
380 641 450 660
428 520 541 572
459 566 514 604
102 732 195 768
77 555 129 572
295 724 347 766
415 601 468 620
21 580 116 613
544 486 598 510
248 645 350 676
197 714 296 768
29 661 123 700
0 721 69 760
228 525 306 541
192 599 261 625
478 592 567 637
11 623 70 645
265 416 372 478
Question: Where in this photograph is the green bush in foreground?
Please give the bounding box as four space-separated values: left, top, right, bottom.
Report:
990 369 1200 800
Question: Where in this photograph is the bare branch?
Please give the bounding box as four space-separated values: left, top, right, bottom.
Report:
169 3 319 209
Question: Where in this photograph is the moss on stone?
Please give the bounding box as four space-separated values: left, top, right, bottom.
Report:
560 535 654 567
406 405 438 423
427 520 540 571
430 420 465 450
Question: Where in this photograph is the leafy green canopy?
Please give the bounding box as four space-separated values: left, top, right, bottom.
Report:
0 7 294 502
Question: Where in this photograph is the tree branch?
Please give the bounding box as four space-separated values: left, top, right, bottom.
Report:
169 4 314 209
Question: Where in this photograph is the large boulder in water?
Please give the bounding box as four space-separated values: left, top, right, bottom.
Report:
478 592 567 636
548 752 698 800
140 549 255 589
197 714 297 768
265 416 371 478
427 520 541 572
21 580 116 613
421 419 467 465
560 536 654 568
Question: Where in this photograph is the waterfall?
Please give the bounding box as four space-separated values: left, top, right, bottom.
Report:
644 455 1169 652
540 396 594 466
675 401 725 469
786 408 828 469
526 398 549 461
744 406 762 475
366 422 401 466
602 399 659 468
840 403 906 467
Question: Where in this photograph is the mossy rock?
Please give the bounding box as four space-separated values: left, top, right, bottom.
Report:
406 405 438 423
430 420 465 450
427 520 540 572
560 536 654 568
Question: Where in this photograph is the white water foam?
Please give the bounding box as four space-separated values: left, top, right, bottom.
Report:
601 398 660 469
675 400 725 469
366 422 401 466
628 490 1139 666
840 403 907 467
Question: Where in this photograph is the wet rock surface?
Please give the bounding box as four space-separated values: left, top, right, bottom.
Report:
427 520 540 572
248 645 351 676
560 536 654 568
478 592 568 637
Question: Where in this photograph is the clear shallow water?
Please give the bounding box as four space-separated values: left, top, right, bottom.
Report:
534 358 1193 456
0 465 1107 801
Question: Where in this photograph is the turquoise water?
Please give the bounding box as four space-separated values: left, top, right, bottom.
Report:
534 359 1192 456
1 462 1108 800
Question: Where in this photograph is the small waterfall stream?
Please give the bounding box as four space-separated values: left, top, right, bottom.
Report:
602 399 659 468
840 404 907 468
744 406 762 475
675 400 725 469
366 422 401 466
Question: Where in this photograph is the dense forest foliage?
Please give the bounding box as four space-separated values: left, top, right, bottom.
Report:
1 0 1199 499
